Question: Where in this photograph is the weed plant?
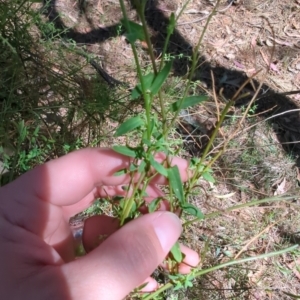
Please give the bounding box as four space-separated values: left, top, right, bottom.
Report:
105 0 299 298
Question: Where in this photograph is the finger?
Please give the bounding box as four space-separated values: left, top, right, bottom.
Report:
178 244 200 274
3 148 189 207
138 277 158 292
138 184 170 213
84 216 160 292
61 212 182 300
161 243 200 274
82 215 120 253
0 148 188 257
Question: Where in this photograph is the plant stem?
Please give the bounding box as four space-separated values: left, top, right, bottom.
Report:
183 195 296 227
184 99 233 192
135 0 157 75
143 245 299 299
119 0 152 139
164 0 222 136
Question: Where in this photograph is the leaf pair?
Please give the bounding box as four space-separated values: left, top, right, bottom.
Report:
131 61 173 99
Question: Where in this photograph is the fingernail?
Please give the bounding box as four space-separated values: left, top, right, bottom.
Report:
152 212 182 252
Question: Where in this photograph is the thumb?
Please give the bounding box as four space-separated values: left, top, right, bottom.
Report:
61 212 182 300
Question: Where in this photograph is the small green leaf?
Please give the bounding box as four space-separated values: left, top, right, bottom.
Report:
167 166 185 203
170 95 208 112
184 279 193 288
173 283 183 291
181 203 204 219
170 241 183 263
136 281 149 291
138 160 146 173
168 275 179 280
129 163 138 172
121 20 145 43
149 155 168 177
114 116 144 137
131 73 155 99
131 86 142 99
151 61 172 95
148 197 162 213
202 171 215 183
114 169 127 176
113 146 137 158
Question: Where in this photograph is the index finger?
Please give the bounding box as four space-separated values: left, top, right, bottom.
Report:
0 148 189 246
2 148 189 207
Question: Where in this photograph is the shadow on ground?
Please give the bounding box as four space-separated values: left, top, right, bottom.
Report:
42 0 300 165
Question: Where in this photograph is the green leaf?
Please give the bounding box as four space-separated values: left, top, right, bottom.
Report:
202 171 215 183
149 155 168 177
170 241 183 263
173 283 183 291
168 275 179 280
181 203 204 219
131 73 155 99
136 281 149 291
167 166 185 203
184 279 193 288
143 72 156 90
129 163 138 172
114 169 127 176
150 61 172 95
121 20 145 43
114 116 144 137
138 160 146 173
170 95 208 112
131 86 142 99
113 146 137 158
148 197 162 213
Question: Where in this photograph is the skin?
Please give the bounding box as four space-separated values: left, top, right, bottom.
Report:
0 148 199 299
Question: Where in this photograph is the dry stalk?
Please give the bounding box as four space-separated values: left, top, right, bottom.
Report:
234 220 282 260
211 70 220 121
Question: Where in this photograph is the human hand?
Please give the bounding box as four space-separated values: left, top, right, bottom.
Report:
0 148 199 299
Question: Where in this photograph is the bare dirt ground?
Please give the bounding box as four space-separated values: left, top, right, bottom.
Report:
40 0 300 298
